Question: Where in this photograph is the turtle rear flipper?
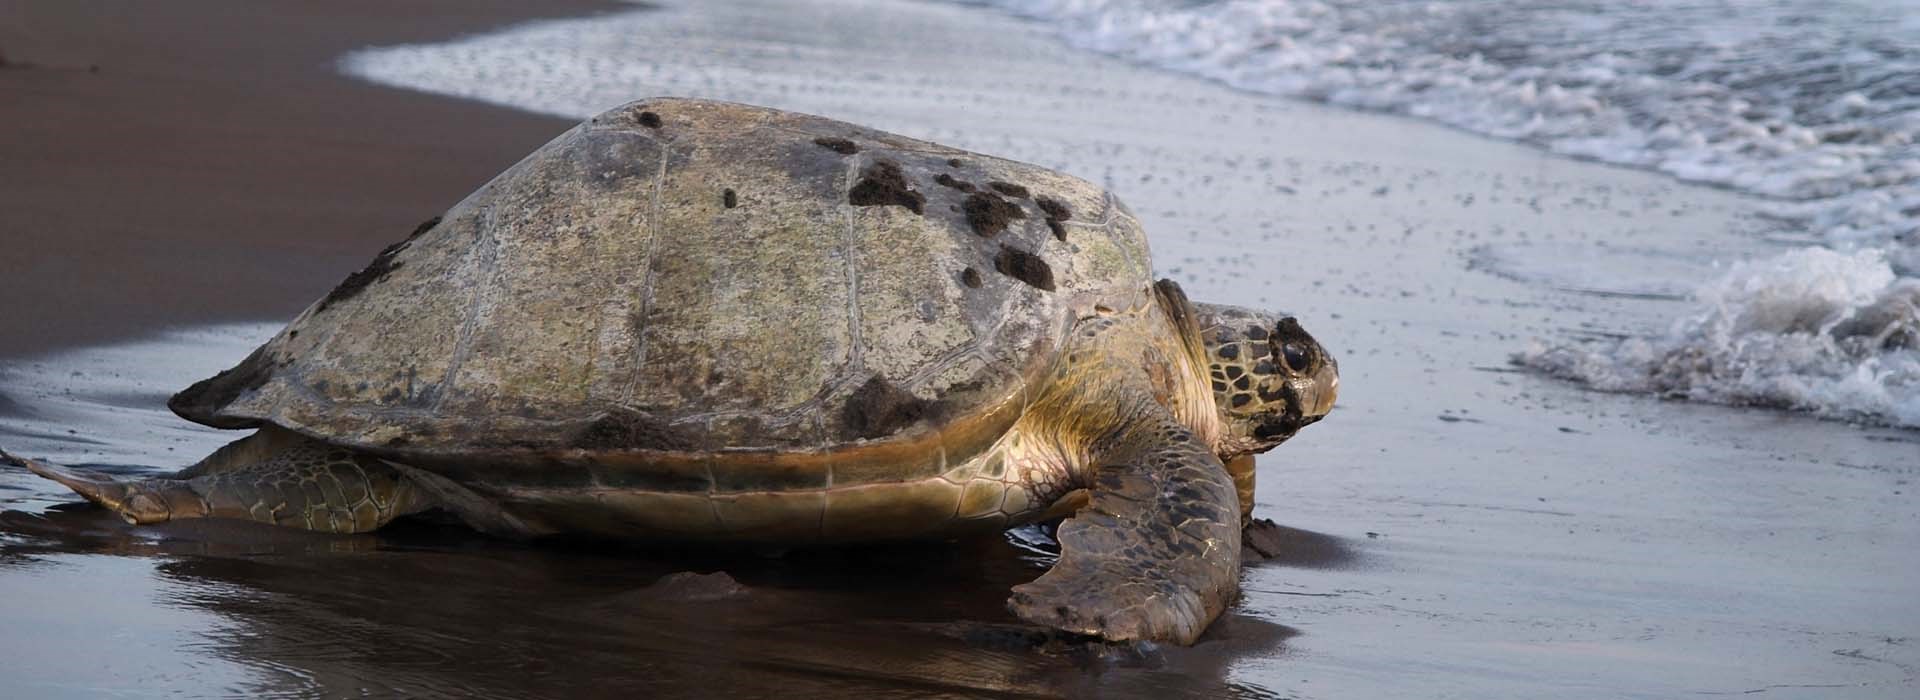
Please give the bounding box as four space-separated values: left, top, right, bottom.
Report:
1006 412 1242 645
3 441 430 534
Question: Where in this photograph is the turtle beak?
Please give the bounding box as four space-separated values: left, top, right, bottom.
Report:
1303 365 1338 421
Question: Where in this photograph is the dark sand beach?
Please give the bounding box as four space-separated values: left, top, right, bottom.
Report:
2 1 1917 698
0 0 610 357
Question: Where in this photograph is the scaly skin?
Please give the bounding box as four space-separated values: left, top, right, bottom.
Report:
2 440 427 534
1000 281 1338 644
1008 401 1242 645
4 97 1344 647
4 279 1336 646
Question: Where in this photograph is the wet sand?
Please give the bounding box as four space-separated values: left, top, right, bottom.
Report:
3 0 1918 698
0 0 613 357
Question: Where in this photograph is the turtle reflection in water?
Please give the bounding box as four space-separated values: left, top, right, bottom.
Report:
4 99 1337 645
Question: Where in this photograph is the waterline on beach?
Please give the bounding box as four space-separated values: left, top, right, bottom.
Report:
957 0 1920 427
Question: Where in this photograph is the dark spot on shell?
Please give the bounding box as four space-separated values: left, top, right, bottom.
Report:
1233 375 1251 390
1036 196 1071 241
1212 381 1228 393
961 267 983 288
1253 360 1276 375
1244 325 1269 340
1035 196 1072 222
993 246 1055 291
813 137 858 155
988 181 1029 198
1216 344 1240 360
934 173 975 192
637 111 662 128
963 192 1025 237
722 189 738 208
167 345 277 427
1224 366 1244 379
315 216 439 313
575 409 699 450
947 158 966 168
841 377 933 441
848 160 925 214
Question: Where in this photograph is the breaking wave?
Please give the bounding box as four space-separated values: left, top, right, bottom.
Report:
967 0 1919 425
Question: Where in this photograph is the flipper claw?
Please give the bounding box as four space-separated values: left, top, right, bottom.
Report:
2 449 161 523
6 440 430 533
1006 420 1242 645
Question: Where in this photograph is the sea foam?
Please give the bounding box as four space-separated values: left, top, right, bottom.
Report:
961 0 1919 425
341 0 1920 425
1521 249 1920 426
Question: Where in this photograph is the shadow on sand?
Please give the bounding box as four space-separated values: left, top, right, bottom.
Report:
0 499 1328 698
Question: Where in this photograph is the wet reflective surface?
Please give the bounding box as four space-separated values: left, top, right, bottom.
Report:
3 323 1916 698
0 498 1304 698
5 0 1919 695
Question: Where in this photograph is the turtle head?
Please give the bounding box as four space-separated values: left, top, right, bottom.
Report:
1191 304 1339 457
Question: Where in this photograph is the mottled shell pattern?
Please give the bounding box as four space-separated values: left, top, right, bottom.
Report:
170 98 1157 488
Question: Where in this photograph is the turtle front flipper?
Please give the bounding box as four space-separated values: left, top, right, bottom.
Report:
1007 413 1241 645
2 440 430 534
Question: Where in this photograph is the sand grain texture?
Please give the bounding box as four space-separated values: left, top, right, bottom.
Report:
0 0 612 357
0 1 1916 698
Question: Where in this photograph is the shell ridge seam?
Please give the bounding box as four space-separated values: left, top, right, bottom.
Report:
433 204 503 413
622 140 673 407
840 154 866 374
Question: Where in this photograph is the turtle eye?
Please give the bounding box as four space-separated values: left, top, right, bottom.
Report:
1279 343 1310 373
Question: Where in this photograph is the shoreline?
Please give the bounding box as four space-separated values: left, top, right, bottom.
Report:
1 1 1915 697
0 0 619 358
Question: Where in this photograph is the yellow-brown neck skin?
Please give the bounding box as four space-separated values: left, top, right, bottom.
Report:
1012 284 1225 491
1000 283 1337 519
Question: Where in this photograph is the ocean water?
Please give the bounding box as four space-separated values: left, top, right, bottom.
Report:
339 0 1919 427
9 4 1919 697
962 0 1920 426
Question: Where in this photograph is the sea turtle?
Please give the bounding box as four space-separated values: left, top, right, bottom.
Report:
2 98 1337 644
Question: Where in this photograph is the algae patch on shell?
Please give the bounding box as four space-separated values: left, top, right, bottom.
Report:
934 173 975 192
995 245 1055 291
963 192 1025 237
316 215 440 313
841 377 933 440
988 182 1029 198
848 160 925 214
812 137 858 155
